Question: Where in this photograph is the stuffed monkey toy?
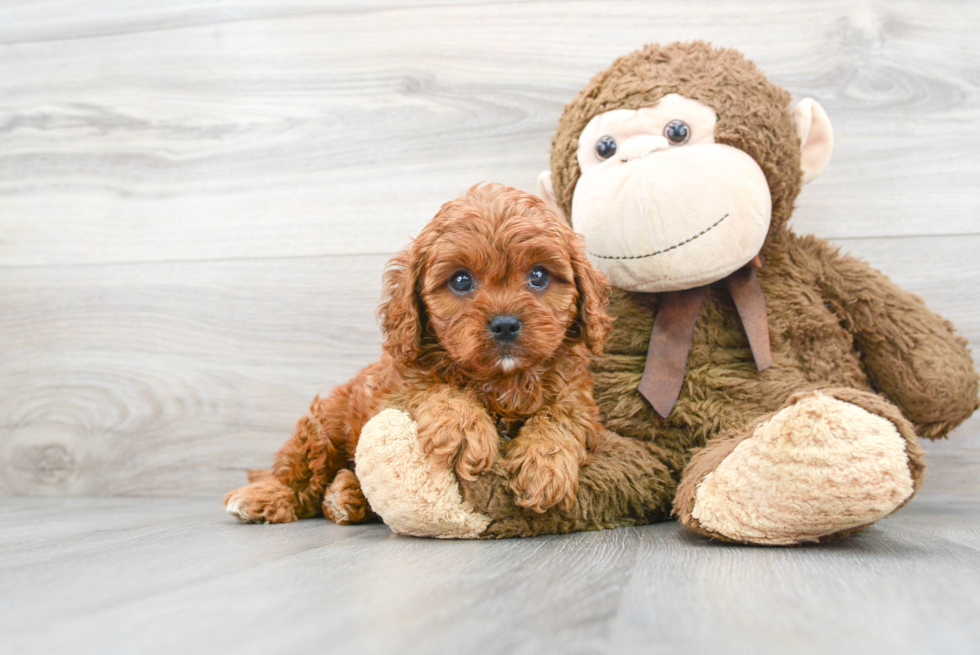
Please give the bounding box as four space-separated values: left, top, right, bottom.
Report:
355 41 978 544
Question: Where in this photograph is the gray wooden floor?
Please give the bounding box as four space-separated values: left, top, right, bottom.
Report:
2 1 980 653
1 495 978 655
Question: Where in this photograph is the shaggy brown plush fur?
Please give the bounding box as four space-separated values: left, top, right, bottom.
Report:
453 41 978 540
462 430 674 538
224 184 612 522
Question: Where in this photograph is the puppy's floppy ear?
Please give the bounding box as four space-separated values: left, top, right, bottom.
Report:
378 239 426 362
568 232 612 355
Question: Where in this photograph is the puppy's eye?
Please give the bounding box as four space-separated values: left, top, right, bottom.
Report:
528 267 550 290
595 135 617 160
449 270 474 294
664 120 690 145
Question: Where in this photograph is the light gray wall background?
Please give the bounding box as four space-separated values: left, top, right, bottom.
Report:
1 0 977 499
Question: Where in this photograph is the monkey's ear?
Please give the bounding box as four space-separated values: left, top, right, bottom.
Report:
536 171 568 223
792 99 834 184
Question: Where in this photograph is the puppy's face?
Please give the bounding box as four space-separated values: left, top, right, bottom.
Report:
379 185 611 380
420 215 578 377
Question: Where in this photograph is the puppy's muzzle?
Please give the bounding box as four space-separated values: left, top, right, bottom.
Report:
488 315 522 342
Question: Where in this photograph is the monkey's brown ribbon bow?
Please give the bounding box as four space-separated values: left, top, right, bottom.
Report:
637 255 771 418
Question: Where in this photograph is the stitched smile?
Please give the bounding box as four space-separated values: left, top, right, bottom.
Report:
588 213 729 260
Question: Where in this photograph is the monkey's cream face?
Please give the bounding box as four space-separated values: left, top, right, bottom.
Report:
572 94 772 293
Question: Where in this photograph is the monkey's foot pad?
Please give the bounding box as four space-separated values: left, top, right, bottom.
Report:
690 393 916 545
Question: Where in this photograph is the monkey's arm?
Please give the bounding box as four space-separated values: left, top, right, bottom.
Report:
803 236 979 439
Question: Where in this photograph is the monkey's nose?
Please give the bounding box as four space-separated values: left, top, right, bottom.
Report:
618 135 669 161
489 315 522 342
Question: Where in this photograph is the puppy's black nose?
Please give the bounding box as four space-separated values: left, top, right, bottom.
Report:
489 315 522 342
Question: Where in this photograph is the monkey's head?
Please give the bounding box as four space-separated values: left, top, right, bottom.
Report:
537 41 834 293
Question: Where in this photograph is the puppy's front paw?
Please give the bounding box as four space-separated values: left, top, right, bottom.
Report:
502 439 580 513
416 399 499 481
454 415 500 481
223 478 299 524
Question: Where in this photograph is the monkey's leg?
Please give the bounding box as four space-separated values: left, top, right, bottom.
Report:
355 408 674 538
673 387 926 545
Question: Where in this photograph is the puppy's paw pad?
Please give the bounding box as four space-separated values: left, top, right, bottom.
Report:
222 479 298 524
455 417 500 480
504 448 579 513
455 447 498 481
224 493 262 523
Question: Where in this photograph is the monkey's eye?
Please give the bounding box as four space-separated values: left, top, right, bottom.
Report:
449 270 474 294
595 135 617 160
528 267 550 290
664 120 691 145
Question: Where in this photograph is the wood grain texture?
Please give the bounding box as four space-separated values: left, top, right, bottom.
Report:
1 0 979 496
0 496 978 655
2 0 979 266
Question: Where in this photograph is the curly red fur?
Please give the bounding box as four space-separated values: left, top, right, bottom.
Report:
224 184 612 522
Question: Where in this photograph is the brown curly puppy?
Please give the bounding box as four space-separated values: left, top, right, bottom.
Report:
224 184 611 524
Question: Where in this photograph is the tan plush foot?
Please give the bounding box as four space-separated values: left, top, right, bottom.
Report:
223 477 299 524
322 469 373 525
681 391 920 545
354 408 491 539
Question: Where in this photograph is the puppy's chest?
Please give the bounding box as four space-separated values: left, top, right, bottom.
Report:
475 384 543 439
493 414 526 442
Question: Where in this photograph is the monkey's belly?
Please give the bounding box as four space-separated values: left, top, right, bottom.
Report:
591 304 872 477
